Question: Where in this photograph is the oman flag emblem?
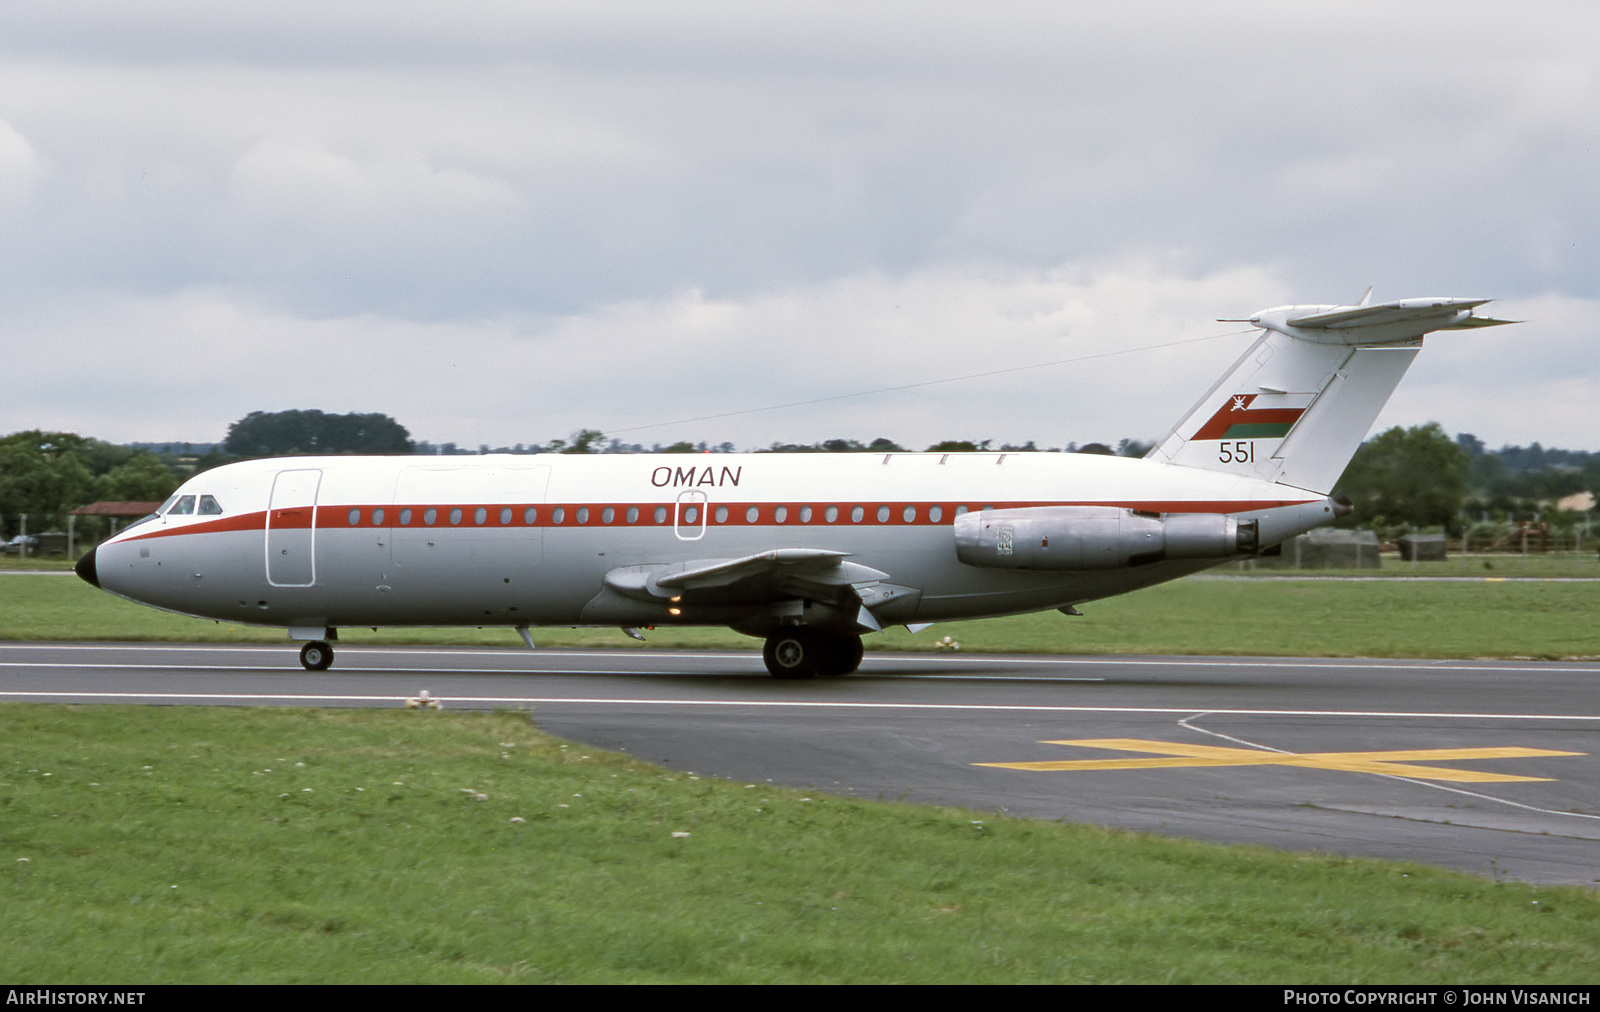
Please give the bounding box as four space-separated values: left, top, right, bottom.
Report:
1192 392 1316 440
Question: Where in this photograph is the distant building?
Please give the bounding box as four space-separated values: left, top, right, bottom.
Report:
71 501 164 520
68 501 164 554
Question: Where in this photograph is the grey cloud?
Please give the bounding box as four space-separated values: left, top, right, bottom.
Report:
0 3 1593 447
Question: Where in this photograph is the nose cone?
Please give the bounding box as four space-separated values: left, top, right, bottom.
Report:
74 545 100 588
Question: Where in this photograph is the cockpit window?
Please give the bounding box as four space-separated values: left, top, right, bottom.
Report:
167 495 196 516
197 495 223 516
157 494 179 515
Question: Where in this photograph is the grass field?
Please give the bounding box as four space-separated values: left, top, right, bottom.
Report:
7 569 1600 982
6 569 1600 659
1229 553 1600 578
5 704 1599 984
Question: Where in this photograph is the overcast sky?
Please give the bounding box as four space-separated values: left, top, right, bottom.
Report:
2 1 1595 451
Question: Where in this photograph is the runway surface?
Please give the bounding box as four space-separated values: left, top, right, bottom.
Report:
4 641 1599 886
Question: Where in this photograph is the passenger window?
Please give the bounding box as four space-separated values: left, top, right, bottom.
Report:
715 506 728 523
653 506 666 524
850 506 863 523
929 505 942 522
746 506 759 523
198 495 224 516
347 508 361 526
825 506 838 523
775 506 788 524
626 507 639 524
167 495 196 515
800 506 813 523
877 505 890 523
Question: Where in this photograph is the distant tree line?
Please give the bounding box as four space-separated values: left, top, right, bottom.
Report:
416 432 1157 457
1457 433 1600 518
1335 424 1600 535
0 431 182 540
224 410 413 457
0 409 414 540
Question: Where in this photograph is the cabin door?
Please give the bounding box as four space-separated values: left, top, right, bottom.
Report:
267 469 322 587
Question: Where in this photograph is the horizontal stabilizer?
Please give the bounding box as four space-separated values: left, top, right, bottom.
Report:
1254 297 1514 345
1287 297 1492 330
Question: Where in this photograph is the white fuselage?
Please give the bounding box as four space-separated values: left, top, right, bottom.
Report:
92 450 1327 636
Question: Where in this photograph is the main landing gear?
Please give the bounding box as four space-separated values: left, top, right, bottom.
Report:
299 641 334 671
762 631 864 679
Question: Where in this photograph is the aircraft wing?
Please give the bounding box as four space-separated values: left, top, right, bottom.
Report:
606 548 889 602
656 548 870 590
601 548 914 630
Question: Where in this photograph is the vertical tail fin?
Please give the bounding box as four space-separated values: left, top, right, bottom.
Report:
1151 297 1513 495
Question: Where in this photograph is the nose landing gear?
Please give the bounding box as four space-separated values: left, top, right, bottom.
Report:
299 641 334 671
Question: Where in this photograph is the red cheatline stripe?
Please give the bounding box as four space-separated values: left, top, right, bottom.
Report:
122 512 266 539
118 497 1319 542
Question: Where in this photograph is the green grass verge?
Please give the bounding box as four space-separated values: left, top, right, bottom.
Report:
4 704 1597 983
7 573 1600 659
1227 554 1600 578
0 557 75 571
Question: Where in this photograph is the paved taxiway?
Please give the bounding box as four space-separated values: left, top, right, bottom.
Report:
3 642 1598 886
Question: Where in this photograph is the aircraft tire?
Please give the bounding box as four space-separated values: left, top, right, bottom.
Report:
839 635 865 675
763 632 819 679
815 635 864 677
299 641 334 671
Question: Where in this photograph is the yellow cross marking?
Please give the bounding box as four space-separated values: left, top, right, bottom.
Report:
975 738 1584 783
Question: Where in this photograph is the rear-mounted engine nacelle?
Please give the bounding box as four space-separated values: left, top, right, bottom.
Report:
953 506 1258 571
